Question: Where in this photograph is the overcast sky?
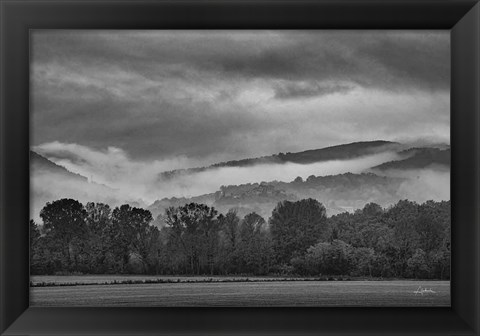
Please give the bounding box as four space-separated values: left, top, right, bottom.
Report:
31 30 450 168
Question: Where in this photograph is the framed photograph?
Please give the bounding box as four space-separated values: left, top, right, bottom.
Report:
1 0 479 335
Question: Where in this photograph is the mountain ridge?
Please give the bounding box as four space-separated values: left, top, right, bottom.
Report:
160 140 401 179
31 140 450 225
371 147 450 171
31 150 89 182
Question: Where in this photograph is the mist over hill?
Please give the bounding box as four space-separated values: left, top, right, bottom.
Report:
31 151 89 183
31 140 450 225
30 151 144 221
371 147 450 171
147 141 449 225
160 140 401 180
149 173 403 223
147 169 448 226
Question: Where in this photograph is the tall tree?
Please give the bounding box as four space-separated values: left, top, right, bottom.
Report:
111 204 154 273
30 220 44 274
407 248 430 278
416 200 448 252
40 198 87 271
218 210 241 274
270 199 328 264
386 200 420 276
237 212 272 274
165 203 220 275
84 202 112 273
30 219 41 252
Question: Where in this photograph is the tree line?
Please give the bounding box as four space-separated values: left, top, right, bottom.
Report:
30 198 450 279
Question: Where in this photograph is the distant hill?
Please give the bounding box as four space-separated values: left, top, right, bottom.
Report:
148 172 408 225
160 140 400 179
31 151 89 182
31 140 450 224
30 151 138 221
148 141 451 222
372 147 450 171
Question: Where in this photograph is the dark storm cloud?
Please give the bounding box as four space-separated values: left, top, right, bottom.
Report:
32 31 449 92
32 88 262 160
274 81 353 100
31 30 450 162
172 31 450 92
355 33 449 91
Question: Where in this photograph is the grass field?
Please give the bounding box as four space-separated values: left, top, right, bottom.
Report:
30 276 450 307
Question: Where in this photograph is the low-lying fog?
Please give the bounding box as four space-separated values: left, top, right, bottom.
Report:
375 167 450 203
31 145 450 222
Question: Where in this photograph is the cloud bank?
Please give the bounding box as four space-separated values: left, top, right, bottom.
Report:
32 141 450 223
31 30 450 162
34 142 402 202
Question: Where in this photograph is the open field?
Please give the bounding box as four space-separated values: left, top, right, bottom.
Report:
30 277 450 307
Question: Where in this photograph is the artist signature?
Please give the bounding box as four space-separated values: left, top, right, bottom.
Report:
413 286 436 295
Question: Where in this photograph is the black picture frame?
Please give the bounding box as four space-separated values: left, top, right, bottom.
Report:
1 0 479 335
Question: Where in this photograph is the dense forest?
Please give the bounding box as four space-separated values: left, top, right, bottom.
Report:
30 198 450 279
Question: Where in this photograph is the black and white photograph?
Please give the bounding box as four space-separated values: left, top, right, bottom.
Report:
29 30 451 307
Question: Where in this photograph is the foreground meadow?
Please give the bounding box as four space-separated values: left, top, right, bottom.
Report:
30 277 450 307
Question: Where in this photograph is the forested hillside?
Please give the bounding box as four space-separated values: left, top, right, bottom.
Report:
148 173 413 221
